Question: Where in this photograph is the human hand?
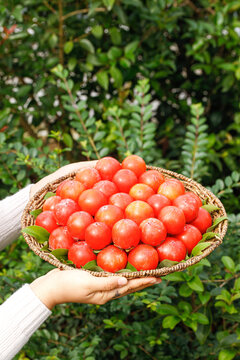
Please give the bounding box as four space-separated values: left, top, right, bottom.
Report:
30 160 97 198
30 269 161 310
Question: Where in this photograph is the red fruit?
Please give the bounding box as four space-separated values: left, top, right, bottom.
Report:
190 207 212 234
68 241 96 268
95 205 124 228
129 183 155 202
139 170 165 192
75 167 101 189
93 180 118 198
54 199 80 226
173 194 200 222
78 189 108 216
139 218 167 246
112 169 138 193
97 245 128 273
85 222 112 250
128 244 159 271
109 192 133 211
95 157 122 180
158 179 185 201
156 237 187 262
35 211 58 233
60 180 85 201
43 196 61 212
125 200 154 226
112 219 141 249
158 206 186 235
147 194 172 217
122 155 146 177
185 192 202 207
56 179 69 197
67 211 94 240
176 224 202 254
49 226 74 250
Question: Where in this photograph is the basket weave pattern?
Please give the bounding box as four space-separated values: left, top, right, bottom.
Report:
21 166 228 279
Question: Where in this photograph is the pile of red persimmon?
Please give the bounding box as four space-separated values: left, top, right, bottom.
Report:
35 155 213 273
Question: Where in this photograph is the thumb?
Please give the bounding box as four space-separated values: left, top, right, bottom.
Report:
92 276 128 291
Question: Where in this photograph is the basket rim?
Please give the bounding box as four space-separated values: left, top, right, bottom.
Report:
21 165 228 278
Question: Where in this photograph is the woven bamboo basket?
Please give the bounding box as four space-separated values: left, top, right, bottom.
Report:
21 166 228 279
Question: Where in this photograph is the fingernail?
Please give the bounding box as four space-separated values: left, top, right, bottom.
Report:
118 277 128 286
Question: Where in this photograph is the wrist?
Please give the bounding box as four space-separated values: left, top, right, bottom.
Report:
30 272 59 310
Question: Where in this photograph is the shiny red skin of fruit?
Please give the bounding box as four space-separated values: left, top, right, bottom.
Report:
173 194 200 223
112 219 141 249
158 206 186 235
122 155 146 177
125 200 154 226
49 226 74 250
109 192 133 211
176 224 202 254
60 180 85 202
56 179 69 197
185 191 202 207
75 167 101 189
68 241 96 268
54 199 80 226
43 196 61 212
139 218 167 246
95 205 124 228
35 211 58 233
147 194 172 217
93 180 118 198
78 188 108 216
95 157 122 180
112 169 138 193
85 222 112 250
156 237 187 262
129 183 155 202
139 170 165 192
67 211 94 240
158 179 185 201
128 244 159 271
97 245 127 273
190 207 212 234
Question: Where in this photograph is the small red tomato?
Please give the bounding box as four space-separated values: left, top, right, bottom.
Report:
35 211 58 233
93 180 118 198
128 244 159 271
97 245 127 273
49 226 74 250
56 179 69 197
190 207 212 234
147 194 172 217
54 199 80 226
43 196 61 212
95 205 124 228
129 183 155 202
95 157 122 180
176 224 202 254
158 179 185 201
112 219 141 249
78 189 108 216
113 169 138 193
173 194 200 222
139 170 165 192
185 191 202 207
158 206 186 235
122 155 146 177
125 200 154 226
67 211 94 240
60 180 85 202
139 218 167 246
156 237 187 262
85 222 112 250
68 241 96 268
75 167 101 189
109 192 133 211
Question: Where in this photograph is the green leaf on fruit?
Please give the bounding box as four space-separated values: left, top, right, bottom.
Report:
207 216 228 232
83 260 104 272
22 225 50 243
201 232 219 242
40 242 50 252
51 248 69 259
201 204 220 213
30 208 43 218
116 262 137 273
191 242 212 256
44 192 56 200
158 259 179 268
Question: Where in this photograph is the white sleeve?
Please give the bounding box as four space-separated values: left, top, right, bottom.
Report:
0 185 32 251
0 284 51 360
